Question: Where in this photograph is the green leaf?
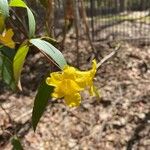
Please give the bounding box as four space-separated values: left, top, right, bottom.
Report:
11 136 23 150
41 37 59 46
0 53 16 90
9 0 26 8
0 0 9 18
9 0 36 38
30 39 67 69
26 7 35 38
32 76 54 131
0 46 15 60
13 44 29 90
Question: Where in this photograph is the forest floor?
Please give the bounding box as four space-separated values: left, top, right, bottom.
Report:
0 20 150 150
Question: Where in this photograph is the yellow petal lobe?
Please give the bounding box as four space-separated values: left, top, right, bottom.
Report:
0 29 15 48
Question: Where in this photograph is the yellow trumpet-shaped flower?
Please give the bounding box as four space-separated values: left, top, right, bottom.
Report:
0 29 15 49
46 60 98 107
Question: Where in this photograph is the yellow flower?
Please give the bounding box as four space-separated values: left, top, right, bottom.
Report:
46 60 97 107
0 29 15 48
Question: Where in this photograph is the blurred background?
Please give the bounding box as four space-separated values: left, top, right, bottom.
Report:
0 0 150 149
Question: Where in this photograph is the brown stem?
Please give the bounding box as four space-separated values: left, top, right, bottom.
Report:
97 44 121 69
10 9 28 39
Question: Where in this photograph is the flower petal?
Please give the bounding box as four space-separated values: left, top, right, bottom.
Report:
52 87 64 98
89 85 100 97
61 79 83 95
0 29 15 48
46 72 62 87
63 66 76 79
75 60 97 89
65 93 81 107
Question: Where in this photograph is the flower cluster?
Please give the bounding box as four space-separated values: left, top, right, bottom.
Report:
46 60 98 107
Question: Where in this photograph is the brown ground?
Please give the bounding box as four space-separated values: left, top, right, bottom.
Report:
0 23 150 150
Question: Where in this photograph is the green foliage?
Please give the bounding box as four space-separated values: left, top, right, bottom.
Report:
0 53 16 90
26 7 36 38
11 136 23 150
0 46 15 60
0 46 16 90
9 0 36 38
30 39 67 69
0 0 67 134
9 0 27 7
13 44 29 90
0 0 9 18
32 76 54 131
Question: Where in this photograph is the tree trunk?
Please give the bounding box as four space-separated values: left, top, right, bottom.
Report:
72 0 80 67
119 0 125 12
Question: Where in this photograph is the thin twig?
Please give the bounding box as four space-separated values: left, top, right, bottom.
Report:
8 18 27 39
10 9 27 32
15 109 32 122
97 44 121 69
67 108 91 126
9 9 28 38
0 104 13 123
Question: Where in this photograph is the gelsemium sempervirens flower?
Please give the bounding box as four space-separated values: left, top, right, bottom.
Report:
46 60 98 107
0 28 15 48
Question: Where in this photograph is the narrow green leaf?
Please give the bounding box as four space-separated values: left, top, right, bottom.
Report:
11 136 23 150
9 0 36 38
32 76 54 131
13 44 29 90
9 0 26 8
0 53 16 90
30 39 67 69
0 0 9 18
26 7 35 38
